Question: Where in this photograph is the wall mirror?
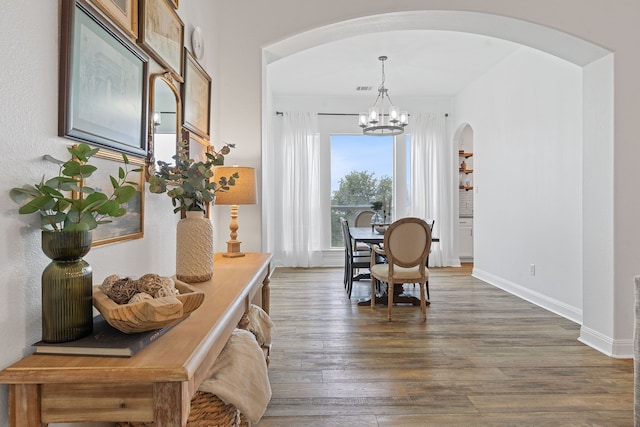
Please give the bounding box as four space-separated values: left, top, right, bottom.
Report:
147 71 181 178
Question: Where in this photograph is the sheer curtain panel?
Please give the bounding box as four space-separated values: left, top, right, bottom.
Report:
410 113 460 267
274 112 322 267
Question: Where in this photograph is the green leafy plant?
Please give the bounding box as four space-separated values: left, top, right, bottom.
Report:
371 201 383 211
148 139 238 214
10 143 140 232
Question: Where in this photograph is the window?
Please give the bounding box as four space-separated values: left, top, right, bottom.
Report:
330 134 393 247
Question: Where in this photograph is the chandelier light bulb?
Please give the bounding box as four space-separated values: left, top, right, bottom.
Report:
389 106 400 123
368 107 379 123
399 111 408 125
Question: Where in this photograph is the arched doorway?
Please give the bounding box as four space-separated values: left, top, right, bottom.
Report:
454 123 474 262
263 10 619 355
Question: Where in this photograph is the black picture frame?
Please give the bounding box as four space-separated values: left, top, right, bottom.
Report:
59 0 149 157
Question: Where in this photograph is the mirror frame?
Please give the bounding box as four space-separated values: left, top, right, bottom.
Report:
146 71 181 180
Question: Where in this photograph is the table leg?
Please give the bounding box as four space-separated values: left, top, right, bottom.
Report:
358 283 429 307
392 283 425 306
153 382 186 427
262 263 271 315
9 384 44 427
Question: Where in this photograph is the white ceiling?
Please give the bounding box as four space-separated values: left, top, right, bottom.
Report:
268 30 522 98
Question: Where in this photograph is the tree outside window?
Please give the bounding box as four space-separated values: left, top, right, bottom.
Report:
330 135 393 247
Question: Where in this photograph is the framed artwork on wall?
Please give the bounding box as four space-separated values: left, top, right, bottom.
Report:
88 0 139 39
59 0 149 157
90 150 145 246
182 48 211 142
138 0 184 81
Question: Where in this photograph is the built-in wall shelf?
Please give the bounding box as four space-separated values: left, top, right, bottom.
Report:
458 128 474 261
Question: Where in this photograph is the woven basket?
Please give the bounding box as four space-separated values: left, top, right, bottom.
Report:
118 391 242 427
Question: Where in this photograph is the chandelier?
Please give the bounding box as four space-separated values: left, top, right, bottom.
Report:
358 56 408 136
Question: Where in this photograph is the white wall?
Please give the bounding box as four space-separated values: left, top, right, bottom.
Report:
1 1 639 425
581 54 616 353
454 47 584 320
0 1 220 426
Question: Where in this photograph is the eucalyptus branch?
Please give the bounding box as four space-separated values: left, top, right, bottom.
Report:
149 139 238 214
10 144 139 232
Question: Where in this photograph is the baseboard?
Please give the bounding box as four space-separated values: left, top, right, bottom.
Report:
472 268 582 324
473 268 635 358
578 326 633 359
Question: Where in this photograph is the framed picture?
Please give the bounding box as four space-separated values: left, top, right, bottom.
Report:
168 0 178 8
182 48 211 141
88 0 139 39
59 0 149 157
90 150 145 246
138 0 184 81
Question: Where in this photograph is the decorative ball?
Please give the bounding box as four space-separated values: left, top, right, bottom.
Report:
128 292 153 304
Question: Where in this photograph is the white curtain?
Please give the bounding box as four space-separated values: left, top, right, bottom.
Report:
410 113 460 267
274 112 322 267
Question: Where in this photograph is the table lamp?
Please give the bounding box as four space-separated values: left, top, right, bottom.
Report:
214 166 257 257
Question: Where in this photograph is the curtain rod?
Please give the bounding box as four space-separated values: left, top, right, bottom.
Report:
275 111 448 117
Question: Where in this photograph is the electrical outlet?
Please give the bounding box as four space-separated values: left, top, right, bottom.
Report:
530 264 536 276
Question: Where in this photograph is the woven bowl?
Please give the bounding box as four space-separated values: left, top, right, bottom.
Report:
93 279 205 334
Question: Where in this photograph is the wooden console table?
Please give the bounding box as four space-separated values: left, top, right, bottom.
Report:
0 252 272 427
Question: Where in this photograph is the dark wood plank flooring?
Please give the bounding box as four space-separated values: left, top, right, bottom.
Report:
256 265 633 426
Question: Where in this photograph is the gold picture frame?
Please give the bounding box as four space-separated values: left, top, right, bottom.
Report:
182 48 211 142
89 0 139 39
138 0 184 81
168 0 178 8
90 151 145 247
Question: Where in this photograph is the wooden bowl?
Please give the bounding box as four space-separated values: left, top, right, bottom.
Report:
93 279 205 334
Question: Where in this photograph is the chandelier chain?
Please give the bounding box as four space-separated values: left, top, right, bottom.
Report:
378 56 386 93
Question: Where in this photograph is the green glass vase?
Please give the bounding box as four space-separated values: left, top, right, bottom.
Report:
41 230 93 343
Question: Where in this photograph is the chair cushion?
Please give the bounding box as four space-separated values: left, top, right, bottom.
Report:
370 263 429 282
355 242 371 252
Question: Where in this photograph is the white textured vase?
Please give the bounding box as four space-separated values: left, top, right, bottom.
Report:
176 211 214 283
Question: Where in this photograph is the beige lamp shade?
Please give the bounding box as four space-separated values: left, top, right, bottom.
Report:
214 166 257 205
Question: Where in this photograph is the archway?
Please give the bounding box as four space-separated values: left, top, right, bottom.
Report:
453 123 474 262
262 10 618 355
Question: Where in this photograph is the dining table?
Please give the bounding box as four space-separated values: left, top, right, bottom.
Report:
349 225 439 307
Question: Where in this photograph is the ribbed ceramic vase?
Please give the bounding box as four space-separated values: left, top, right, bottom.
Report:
176 211 214 283
41 230 93 343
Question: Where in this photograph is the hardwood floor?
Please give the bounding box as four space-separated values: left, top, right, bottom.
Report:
256 265 634 426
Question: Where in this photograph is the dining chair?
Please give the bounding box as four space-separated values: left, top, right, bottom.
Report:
340 217 371 299
369 217 432 321
354 210 375 226
353 210 375 252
